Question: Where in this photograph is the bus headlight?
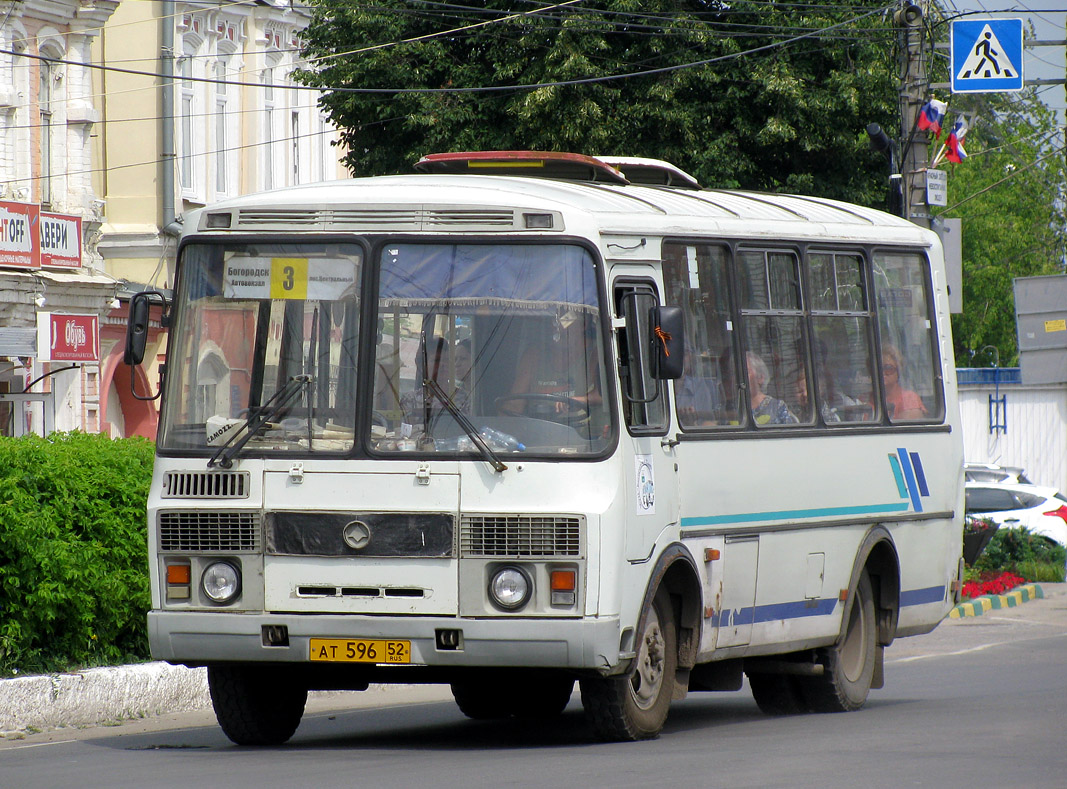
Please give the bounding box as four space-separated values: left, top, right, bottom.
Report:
488 566 531 611
202 561 241 604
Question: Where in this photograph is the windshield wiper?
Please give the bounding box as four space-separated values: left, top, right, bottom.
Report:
424 378 507 473
208 375 311 469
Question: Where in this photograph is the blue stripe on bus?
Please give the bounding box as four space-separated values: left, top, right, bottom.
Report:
910 451 930 496
888 453 908 498
710 587 945 629
680 501 910 528
711 598 838 628
899 585 946 607
897 447 923 513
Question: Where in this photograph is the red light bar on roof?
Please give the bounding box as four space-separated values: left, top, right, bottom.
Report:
414 150 629 184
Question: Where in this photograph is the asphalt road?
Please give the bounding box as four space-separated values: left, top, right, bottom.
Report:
3 586 1066 789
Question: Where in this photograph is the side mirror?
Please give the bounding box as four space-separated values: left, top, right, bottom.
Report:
649 306 684 379
123 292 152 365
124 291 170 402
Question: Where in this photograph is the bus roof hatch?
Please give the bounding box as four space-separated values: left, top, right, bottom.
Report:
414 150 630 185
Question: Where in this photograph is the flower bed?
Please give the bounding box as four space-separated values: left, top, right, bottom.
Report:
961 571 1028 600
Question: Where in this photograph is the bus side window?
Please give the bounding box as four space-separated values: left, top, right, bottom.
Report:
737 249 811 426
809 252 878 424
662 243 738 428
872 251 943 423
614 282 668 434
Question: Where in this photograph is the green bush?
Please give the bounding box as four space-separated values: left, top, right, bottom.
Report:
971 526 1067 583
0 432 154 675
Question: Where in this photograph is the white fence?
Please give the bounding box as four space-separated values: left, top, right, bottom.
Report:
959 376 1067 491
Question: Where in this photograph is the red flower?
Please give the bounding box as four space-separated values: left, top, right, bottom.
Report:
961 572 1027 600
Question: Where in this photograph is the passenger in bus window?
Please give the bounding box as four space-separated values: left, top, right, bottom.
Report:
746 352 798 425
676 350 724 426
793 365 831 423
881 344 927 420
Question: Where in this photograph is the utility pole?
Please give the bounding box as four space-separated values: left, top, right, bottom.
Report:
896 1 930 229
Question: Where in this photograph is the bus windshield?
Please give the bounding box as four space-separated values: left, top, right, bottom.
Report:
159 240 612 459
372 243 611 457
160 242 363 455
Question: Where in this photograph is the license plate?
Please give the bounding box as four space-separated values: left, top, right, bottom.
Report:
309 638 411 664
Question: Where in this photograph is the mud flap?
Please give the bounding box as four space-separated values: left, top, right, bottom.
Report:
871 644 885 690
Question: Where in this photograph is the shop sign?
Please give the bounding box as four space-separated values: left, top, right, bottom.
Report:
38 313 100 362
40 212 82 268
0 200 41 269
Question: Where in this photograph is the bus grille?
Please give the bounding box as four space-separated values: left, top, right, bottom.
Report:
159 511 261 552
460 515 583 558
161 471 249 499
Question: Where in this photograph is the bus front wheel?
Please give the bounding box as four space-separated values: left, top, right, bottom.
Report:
580 588 676 741
801 569 877 712
207 664 307 746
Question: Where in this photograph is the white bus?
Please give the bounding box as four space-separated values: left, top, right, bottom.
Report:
125 151 964 744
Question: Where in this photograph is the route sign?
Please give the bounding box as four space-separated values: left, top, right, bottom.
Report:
951 18 1024 93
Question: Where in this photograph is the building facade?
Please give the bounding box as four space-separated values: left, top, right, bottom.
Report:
92 0 347 439
0 0 122 438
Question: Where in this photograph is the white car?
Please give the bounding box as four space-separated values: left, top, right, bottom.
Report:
964 481 1067 546
964 462 1032 485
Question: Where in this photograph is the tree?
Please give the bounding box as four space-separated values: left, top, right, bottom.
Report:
924 14 1067 366
296 0 899 204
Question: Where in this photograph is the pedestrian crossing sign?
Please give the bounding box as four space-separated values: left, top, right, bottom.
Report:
951 18 1024 93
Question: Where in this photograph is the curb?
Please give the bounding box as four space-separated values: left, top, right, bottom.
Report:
948 583 1044 618
0 662 209 737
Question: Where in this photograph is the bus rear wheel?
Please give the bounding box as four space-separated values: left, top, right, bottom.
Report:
207 664 307 746
580 589 676 741
801 569 877 712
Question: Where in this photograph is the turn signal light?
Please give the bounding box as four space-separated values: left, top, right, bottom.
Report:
166 562 191 601
550 569 576 591
167 564 191 585
550 569 576 607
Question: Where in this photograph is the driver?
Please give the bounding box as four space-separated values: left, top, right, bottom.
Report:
505 310 603 419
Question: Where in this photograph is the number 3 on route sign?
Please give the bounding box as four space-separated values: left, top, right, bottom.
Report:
951 18 1024 94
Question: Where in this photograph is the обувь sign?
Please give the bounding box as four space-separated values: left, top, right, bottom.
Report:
42 313 100 362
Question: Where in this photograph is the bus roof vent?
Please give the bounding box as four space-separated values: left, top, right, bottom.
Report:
415 150 629 185
594 156 702 189
229 206 519 231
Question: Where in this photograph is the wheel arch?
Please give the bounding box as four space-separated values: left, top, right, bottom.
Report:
845 525 901 648
640 542 702 670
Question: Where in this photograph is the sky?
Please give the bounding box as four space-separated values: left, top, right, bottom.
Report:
940 1 1067 119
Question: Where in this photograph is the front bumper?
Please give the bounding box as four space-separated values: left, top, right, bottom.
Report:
148 610 623 672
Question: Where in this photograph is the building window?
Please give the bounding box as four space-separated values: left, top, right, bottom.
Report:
263 68 275 190
39 58 54 207
215 57 230 194
179 56 194 190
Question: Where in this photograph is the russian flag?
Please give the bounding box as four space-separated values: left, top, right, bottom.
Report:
917 99 947 136
946 118 969 163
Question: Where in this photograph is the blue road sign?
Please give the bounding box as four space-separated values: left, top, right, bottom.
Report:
951 18 1024 93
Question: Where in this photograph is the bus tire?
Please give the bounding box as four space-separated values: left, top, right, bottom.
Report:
747 672 809 715
450 680 511 720
511 676 575 719
580 589 676 741
207 664 307 746
801 569 877 712
451 675 575 720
